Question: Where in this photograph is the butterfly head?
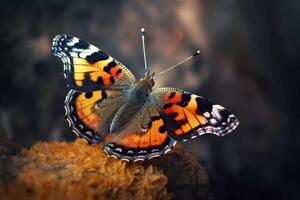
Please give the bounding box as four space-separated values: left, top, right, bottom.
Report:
125 72 155 106
138 71 155 90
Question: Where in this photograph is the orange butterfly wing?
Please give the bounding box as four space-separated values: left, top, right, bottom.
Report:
53 35 136 143
153 88 239 141
52 34 136 91
103 104 176 162
103 87 239 161
65 89 126 143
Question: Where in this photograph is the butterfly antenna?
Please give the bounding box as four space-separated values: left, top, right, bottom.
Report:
141 28 148 73
154 50 201 78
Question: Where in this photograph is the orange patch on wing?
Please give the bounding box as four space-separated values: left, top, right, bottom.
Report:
89 71 110 82
82 114 100 129
82 72 110 86
74 91 103 129
74 73 85 80
73 57 113 70
182 109 201 128
164 105 185 121
73 58 90 65
185 95 208 124
74 65 99 73
175 129 183 135
196 115 208 124
115 133 140 148
150 119 165 147
180 123 192 133
75 80 83 86
110 65 123 78
112 123 170 149
165 92 182 104
173 107 185 121
77 106 93 118
185 95 198 112
95 57 114 69
139 132 151 148
159 132 168 142
150 132 162 146
164 105 174 114
151 119 163 132
72 57 116 86
76 91 101 101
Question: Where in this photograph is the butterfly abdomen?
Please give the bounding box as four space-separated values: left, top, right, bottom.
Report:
110 102 143 134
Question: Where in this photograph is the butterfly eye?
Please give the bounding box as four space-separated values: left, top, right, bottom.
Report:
149 79 155 87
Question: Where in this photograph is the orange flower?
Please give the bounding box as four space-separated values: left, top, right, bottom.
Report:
0 139 210 200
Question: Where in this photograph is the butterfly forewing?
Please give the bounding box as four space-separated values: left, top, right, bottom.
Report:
152 87 239 141
52 34 136 91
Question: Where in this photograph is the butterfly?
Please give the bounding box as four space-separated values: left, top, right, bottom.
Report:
52 29 239 162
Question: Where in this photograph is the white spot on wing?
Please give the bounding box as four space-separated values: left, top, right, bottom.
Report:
127 150 133 154
210 118 218 125
212 104 225 120
67 37 79 46
72 130 80 136
66 119 72 127
70 52 78 57
148 154 161 160
164 148 171 154
204 112 210 118
133 158 145 162
79 52 88 58
85 131 92 136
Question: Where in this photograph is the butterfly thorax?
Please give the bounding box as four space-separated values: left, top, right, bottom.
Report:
109 74 155 134
126 74 154 103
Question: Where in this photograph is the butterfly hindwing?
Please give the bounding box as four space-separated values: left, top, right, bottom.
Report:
52 34 136 91
65 89 127 143
152 88 239 141
103 99 177 162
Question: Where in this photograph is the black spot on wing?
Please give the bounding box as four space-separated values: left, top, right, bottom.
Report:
151 116 161 121
164 103 173 109
195 97 213 114
97 77 104 85
215 108 232 126
101 90 107 99
86 51 109 64
103 62 117 74
159 125 166 133
65 90 104 144
110 76 115 84
116 69 122 76
73 41 90 50
147 121 152 128
169 92 176 99
162 111 182 131
166 112 178 119
176 93 191 107
95 90 107 104
85 92 93 98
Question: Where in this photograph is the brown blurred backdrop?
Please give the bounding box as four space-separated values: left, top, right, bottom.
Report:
0 0 299 199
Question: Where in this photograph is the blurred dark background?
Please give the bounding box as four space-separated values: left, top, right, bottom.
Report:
0 0 299 199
